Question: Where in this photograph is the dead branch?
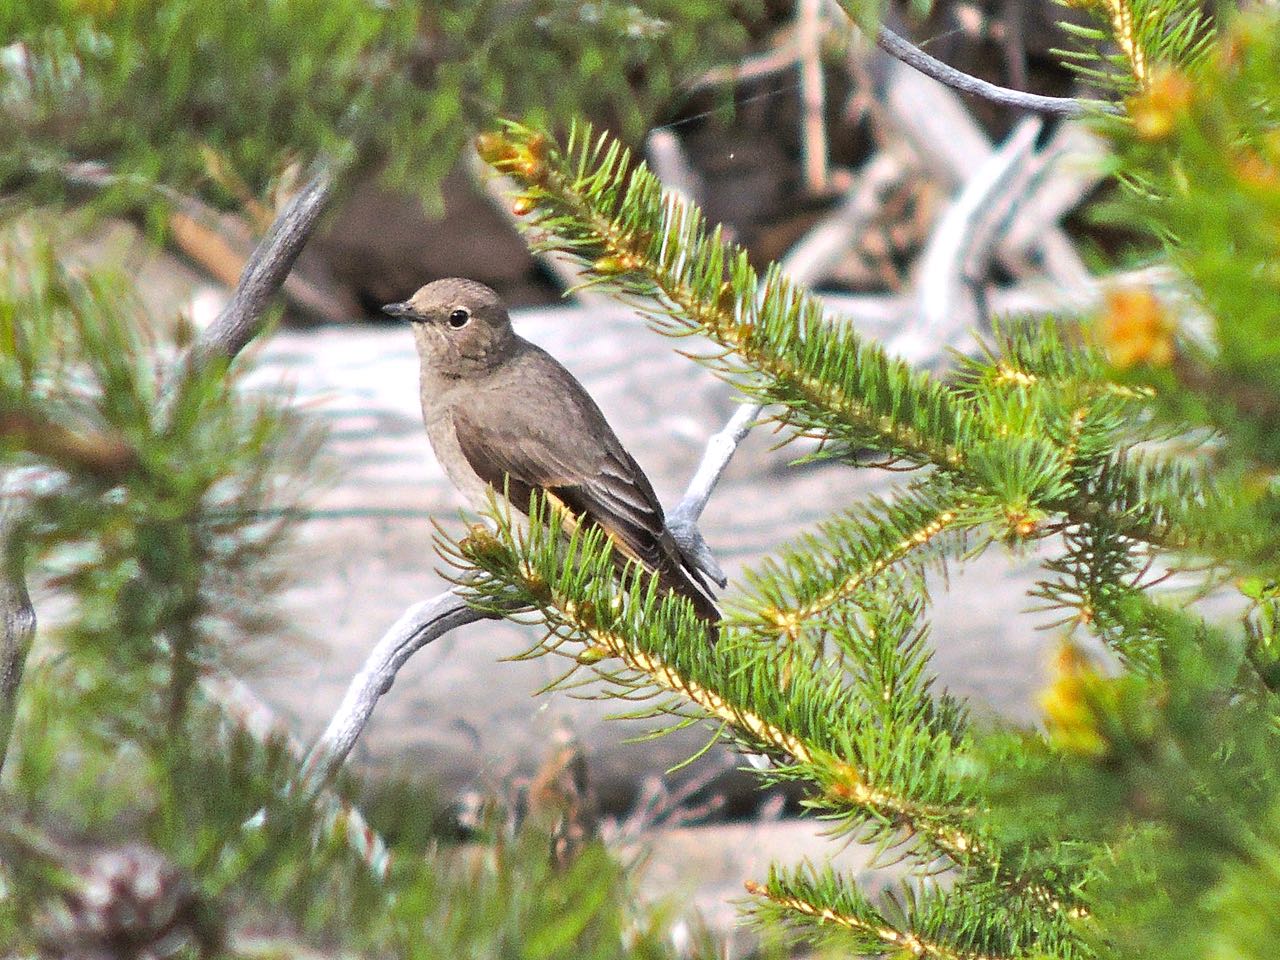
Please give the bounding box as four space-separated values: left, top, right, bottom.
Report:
864 17 1115 117
302 396 763 791
0 495 35 773
194 162 337 366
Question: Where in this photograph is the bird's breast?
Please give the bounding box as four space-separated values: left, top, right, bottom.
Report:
422 406 495 513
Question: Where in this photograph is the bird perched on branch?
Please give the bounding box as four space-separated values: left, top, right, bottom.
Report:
384 278 720 630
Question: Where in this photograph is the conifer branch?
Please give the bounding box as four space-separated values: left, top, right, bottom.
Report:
746 876 1005 960
741 492 966 640
1101 0 1150 87
451 518 820 764
823 755 1081 921
480 124 971 469
1054 0 1213 98
445 506 1006 881
821 760 985 863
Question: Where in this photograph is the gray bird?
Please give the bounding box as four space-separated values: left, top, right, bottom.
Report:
383 278 721 628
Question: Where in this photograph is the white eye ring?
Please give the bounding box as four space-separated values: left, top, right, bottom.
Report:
448 307 470 328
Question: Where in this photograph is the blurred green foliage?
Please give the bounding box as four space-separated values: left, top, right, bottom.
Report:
5 1 1280 958
1 0 750 212
0 234 695 956
0 3 757 952
469 3 1280 957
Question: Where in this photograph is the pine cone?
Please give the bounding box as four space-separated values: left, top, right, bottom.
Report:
37 843 219 960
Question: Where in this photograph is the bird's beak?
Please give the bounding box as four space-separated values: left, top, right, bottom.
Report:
381 301 412 319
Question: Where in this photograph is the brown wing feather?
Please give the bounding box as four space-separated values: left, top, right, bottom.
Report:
450 345 719 625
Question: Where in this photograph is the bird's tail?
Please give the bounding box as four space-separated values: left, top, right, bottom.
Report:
655 554 721 643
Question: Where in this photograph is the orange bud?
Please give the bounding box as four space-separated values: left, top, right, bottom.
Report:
1127 69 1193 141
475 132 517 166
1233 148 1280 191
511 194 537 217
1098 287 1175 369
1039 642 1108 757
516 158 548 186
1005 509 1041 539
525 133 550 163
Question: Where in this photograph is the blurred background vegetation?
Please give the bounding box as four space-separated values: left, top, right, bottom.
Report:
4 1 1280 958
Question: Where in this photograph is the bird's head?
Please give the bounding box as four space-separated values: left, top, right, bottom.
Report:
383 278 515 373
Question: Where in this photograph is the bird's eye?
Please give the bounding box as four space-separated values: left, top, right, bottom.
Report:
448 308 471 328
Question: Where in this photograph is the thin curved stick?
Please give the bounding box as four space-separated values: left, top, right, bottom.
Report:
833 1 1121 119
194 163 337 365
302 398 764 791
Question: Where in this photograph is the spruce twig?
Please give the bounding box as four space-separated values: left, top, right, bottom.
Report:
745 877 1006 960
302 397 761 791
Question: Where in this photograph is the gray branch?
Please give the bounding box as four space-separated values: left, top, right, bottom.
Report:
302 397 762 791
668 401 762 588
300 593 489 791
870 22 1116 118
0 497 35 774
194 163 337 365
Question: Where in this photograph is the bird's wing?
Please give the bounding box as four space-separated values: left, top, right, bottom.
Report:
452 400 667 570
450 353 719 622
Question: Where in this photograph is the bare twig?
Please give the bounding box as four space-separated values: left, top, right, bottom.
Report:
194 162 337 366
0 411 138 481
0 494 36 774
868 20 1116 117
878 51 1006 187
668 402 761 590
300 593 490 790
304 396 764 791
